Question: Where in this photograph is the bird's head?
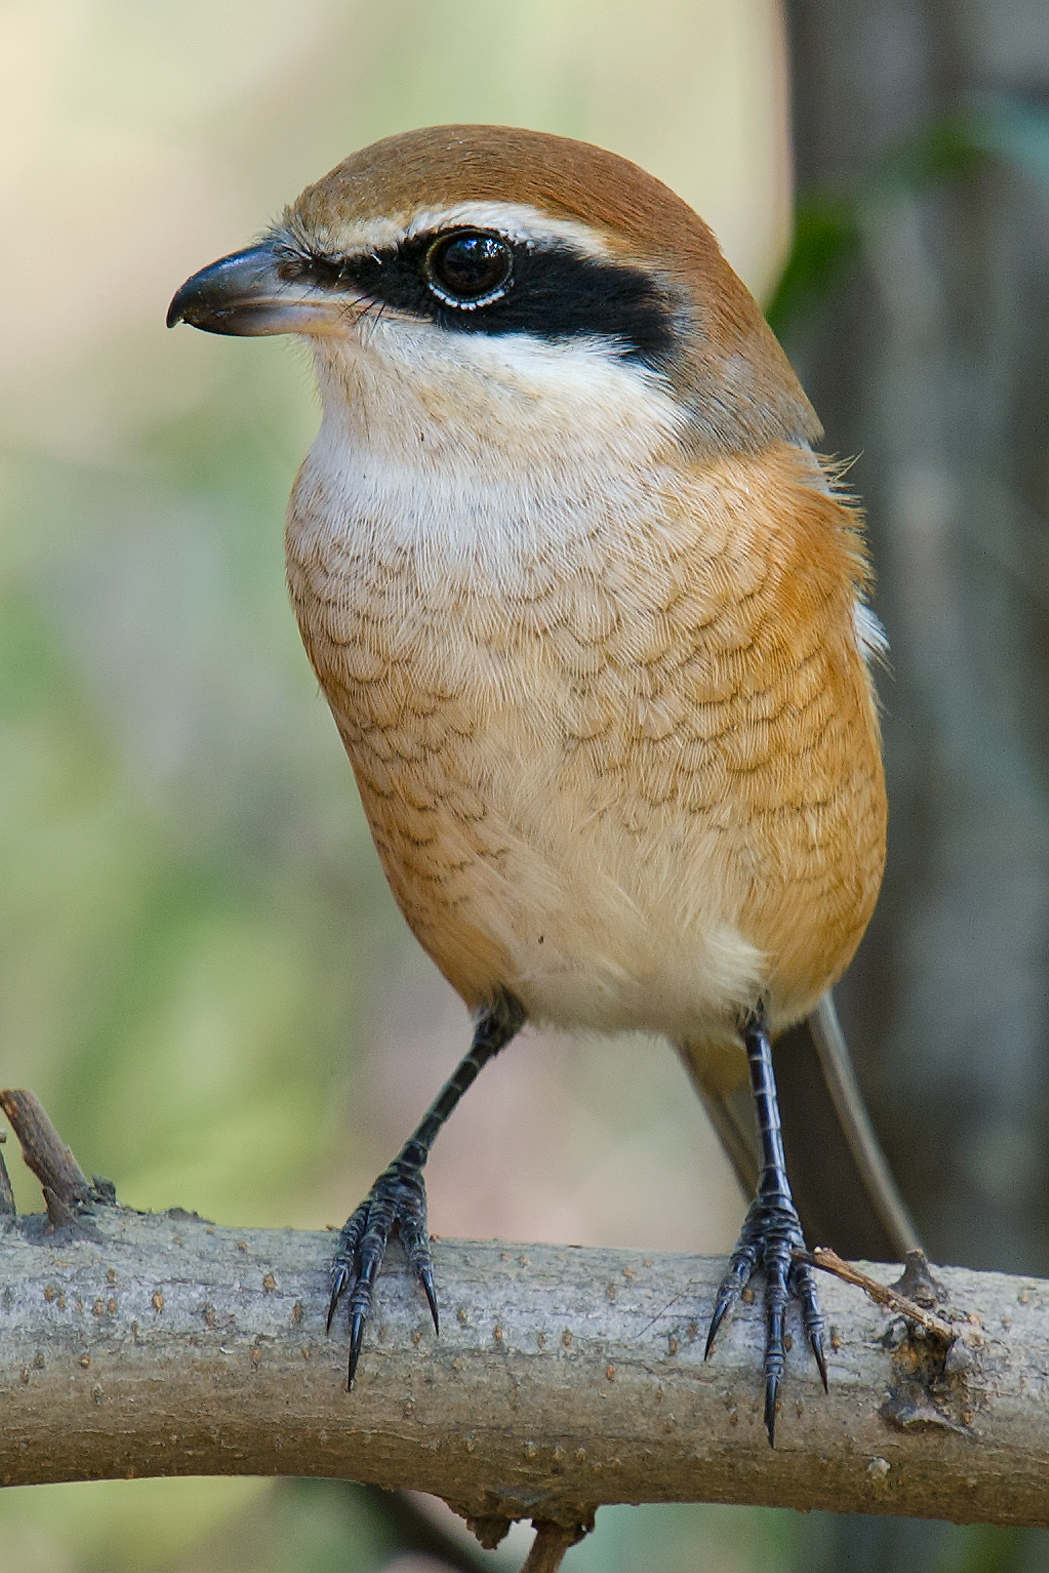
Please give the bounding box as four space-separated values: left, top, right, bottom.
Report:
168 125 819 461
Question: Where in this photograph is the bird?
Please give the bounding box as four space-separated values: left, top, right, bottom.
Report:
167 124 917 1445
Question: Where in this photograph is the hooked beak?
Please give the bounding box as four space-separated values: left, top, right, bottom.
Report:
166 242 347 337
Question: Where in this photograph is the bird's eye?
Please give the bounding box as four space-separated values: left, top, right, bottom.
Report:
424 230 512 309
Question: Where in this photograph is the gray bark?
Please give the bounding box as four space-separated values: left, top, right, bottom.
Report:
785 0 1049 1278
2 1205 1049 1536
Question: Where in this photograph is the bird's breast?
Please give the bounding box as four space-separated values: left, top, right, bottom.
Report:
286 423 885 1043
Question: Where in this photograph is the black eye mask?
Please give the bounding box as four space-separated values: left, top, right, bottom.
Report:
276 227 677 368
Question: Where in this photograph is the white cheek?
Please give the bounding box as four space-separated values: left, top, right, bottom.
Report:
313 317 681 449
300 324 684 575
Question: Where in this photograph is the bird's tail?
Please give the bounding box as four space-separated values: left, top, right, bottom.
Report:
683 992 919 1263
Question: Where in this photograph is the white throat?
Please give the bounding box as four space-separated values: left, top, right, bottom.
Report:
295 321 685 581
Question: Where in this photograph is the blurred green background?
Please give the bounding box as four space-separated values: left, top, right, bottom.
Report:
2 0 1049 1570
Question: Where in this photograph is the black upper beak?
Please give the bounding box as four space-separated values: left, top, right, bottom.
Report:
167 242 345 337
167 244 287 335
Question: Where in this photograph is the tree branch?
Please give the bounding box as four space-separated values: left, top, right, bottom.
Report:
0 1197 1047 1536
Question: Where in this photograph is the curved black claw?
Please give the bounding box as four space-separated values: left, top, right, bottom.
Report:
326 1143 438 1387
705 1195 826 1446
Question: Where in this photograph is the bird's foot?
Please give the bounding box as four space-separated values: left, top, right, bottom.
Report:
326 1142 438 1387
705 1192 827 1445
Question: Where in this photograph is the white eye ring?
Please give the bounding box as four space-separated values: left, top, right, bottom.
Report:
424 231 513 310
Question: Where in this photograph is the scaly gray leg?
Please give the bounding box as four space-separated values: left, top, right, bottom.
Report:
327 992 526 1386
705 1006 827 1444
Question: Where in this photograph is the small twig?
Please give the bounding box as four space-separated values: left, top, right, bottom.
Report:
0 1089 92 1210
0 1133 14 1217
799 1247 955 1341
520 1522 583 1573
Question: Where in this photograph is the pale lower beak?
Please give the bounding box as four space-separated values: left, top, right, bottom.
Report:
166 243 347 336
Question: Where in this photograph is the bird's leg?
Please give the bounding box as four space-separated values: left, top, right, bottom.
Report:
327 991 526 1386
704 1006 827 1445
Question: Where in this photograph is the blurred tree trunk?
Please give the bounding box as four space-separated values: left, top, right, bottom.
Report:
785 0 1049 1276
783 3 1049 1567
